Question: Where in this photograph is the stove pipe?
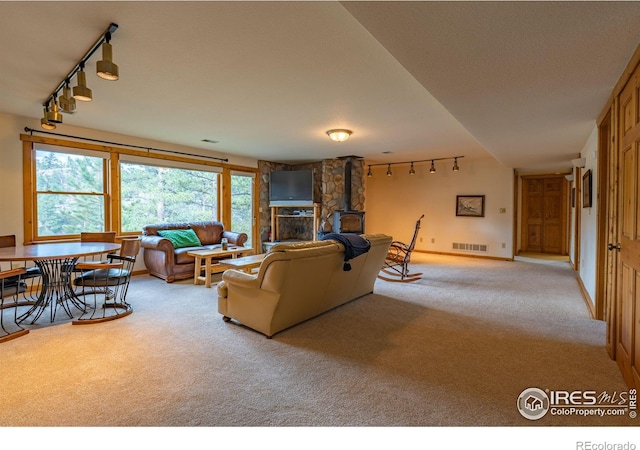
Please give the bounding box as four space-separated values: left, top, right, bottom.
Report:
344 157 352 211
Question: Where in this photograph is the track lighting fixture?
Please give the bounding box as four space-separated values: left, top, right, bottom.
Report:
40 106 56 130
46 95 63 124
73 64 92 102
59 82 76 114
366 156 464 177
96 32 119 81
40 23 119 129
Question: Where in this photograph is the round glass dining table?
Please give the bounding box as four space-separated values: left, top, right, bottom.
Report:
0 242 121 323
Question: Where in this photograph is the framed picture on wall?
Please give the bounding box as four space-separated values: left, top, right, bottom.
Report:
582 170 592 208
456 195 485 217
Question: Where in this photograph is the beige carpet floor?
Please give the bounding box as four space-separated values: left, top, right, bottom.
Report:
0 253 634 432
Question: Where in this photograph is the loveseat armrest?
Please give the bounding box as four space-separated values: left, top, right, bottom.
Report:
221 269 259 288
222 230 248 247
140 234 175 252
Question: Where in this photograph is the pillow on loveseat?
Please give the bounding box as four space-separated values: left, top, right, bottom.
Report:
158 228 202 249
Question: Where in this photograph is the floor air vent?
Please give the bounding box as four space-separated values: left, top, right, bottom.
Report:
452 243 488 252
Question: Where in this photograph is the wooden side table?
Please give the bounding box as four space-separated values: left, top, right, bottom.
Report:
187 247 253 288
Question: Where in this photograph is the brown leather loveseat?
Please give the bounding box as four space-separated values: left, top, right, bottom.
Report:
141 221 248 283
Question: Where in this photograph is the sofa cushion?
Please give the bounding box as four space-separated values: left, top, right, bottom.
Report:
190 221 224 245
158 229 202 249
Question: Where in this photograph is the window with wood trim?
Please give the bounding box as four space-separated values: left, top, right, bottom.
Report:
22 135 258 246
34 148 108 239
120 161 220 232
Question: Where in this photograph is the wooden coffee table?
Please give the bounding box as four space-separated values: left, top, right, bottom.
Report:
219 253 266 273
188 247 253 288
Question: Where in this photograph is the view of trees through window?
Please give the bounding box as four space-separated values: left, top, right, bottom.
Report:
120 162 219 232
231 173 254 244
34 147 255 242
35 150 105 236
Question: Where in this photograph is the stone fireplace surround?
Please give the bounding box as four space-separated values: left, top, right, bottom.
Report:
258 157 365 245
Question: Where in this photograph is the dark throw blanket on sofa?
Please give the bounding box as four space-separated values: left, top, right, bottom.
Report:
320 233 371 271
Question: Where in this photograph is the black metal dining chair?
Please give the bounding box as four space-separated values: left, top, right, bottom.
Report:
65 231 118 275
0 234 39 304
72 238 141 324
0 267 30 343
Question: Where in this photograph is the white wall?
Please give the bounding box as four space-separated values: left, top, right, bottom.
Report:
578 126 599 304
0 113 31 242
364 157 514 259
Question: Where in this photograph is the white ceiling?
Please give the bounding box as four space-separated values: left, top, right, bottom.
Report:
1 1 639 171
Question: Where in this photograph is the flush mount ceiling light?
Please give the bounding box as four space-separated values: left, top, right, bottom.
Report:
40 23 119 129
326 129 352 142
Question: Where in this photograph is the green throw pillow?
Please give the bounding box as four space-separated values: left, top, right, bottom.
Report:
158 229 202 249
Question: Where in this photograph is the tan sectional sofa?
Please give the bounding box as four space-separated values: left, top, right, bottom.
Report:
217 234 392 338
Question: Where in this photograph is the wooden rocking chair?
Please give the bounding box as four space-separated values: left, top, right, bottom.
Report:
378 214 424 282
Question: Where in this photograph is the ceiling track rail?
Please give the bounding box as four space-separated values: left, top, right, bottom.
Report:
23 127 229 163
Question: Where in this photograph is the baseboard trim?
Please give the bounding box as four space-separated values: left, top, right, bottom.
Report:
576 275 596 319
415 249 513 262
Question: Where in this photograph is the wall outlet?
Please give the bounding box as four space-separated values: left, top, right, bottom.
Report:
501 242 506 248
499 208 506 213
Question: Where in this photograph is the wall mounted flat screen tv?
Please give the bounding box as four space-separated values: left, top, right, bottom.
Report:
269 170 314 206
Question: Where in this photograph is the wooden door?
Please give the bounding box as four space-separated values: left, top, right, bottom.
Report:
599 109 618 355
616 65 640 387
521 176 568 254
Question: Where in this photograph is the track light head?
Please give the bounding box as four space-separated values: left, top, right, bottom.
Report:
409 162 415 175
430 160 436 174
367 165 372 177
46 97 63 124
73 66 93 102
40 106 56 130
96 34 119 81
386 164 392 176
59 84 76 114
452 158 459 172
